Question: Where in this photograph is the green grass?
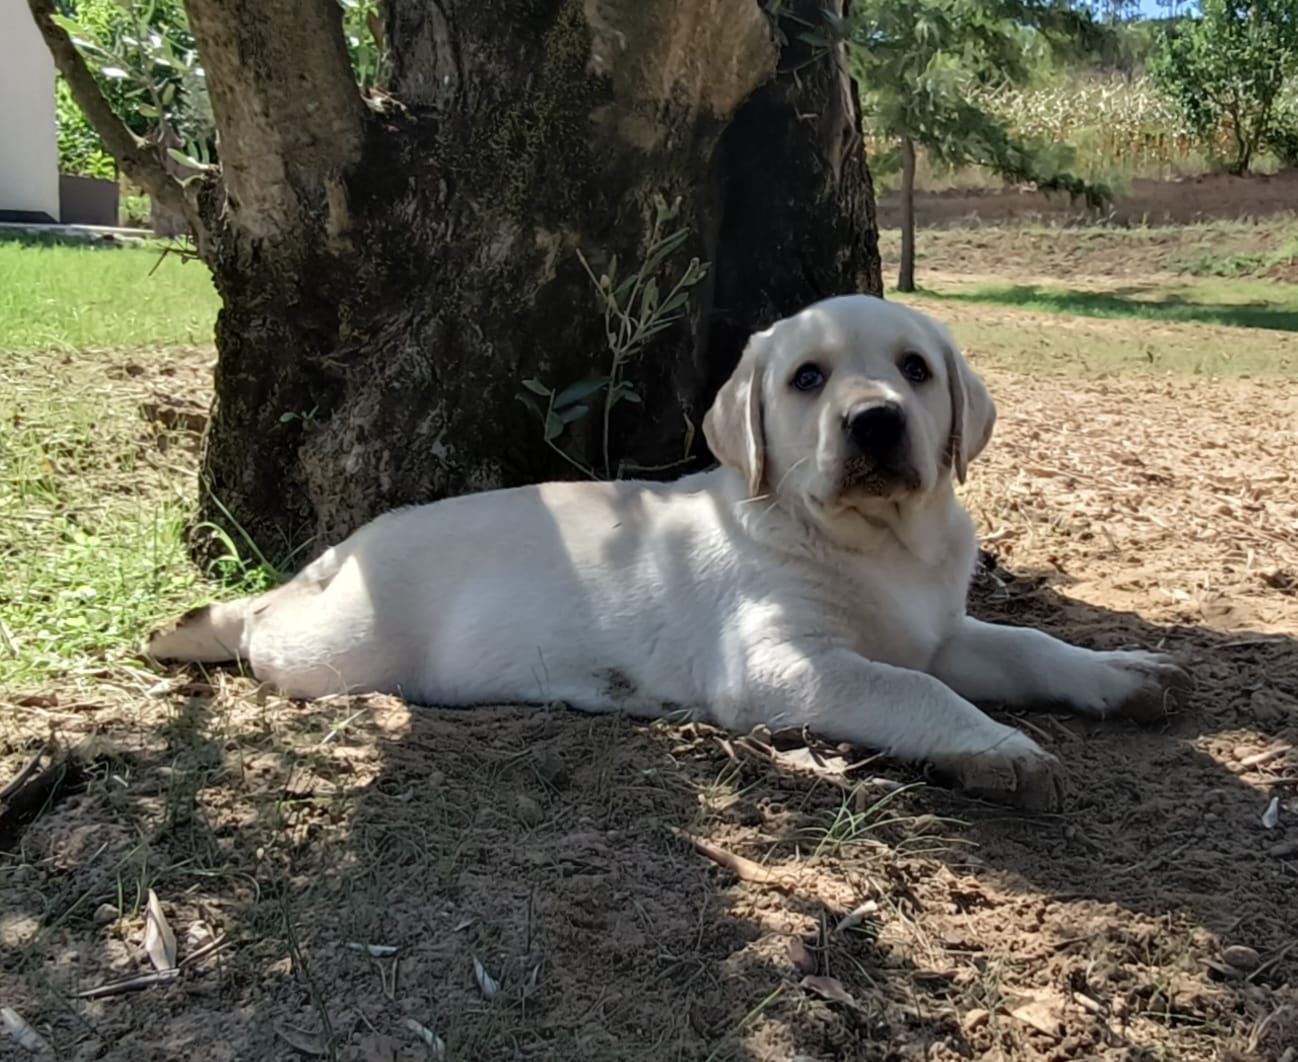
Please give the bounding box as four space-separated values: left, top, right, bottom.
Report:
1171 237 1298 279
0 238 219 351
0 242 234 691
0 349 195 687
924 278 1298 332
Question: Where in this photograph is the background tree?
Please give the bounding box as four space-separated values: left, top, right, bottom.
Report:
1150 0 1298 175
30 0 881 563
848 0 1107 291
51 0 214 170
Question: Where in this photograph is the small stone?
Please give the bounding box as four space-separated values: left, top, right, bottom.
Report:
93 903 118 926
961 1008 990 1032
1222 945 1260 971
516 795 545 827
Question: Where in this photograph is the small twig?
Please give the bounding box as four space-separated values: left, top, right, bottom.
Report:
1011 714 1054 743
74 968 180 999
0 745 51 801
1239 745 1291 769
317 709 367 747
1247 939 1298 984
670 827 792 888
179 932 230 969
1115 839 1194 877
281 897 336 1060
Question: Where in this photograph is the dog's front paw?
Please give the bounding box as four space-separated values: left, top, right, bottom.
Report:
932 730 1066 813
1085 650 1191 724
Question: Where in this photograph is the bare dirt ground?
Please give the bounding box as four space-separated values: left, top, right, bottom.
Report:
2 347 1297 1061
876 170 1298 229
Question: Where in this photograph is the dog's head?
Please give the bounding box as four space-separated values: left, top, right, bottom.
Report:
703 295 994 530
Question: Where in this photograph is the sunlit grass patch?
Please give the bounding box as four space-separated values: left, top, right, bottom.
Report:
0 239 218 353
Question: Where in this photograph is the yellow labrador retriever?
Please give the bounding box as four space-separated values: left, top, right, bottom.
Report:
148 295 1183 810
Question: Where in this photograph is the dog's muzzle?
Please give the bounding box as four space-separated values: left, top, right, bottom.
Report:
840 401 917 494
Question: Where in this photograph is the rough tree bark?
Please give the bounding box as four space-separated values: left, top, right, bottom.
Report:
896 134 916 293
33 0 881 562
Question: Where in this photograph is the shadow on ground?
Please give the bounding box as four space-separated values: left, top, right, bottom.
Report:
926 283 1298 332
2 552 1295 1060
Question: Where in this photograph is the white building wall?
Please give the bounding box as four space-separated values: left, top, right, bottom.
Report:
0 3 60 221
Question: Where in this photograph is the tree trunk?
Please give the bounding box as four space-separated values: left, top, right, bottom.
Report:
897 134 917 293
34 0 881 562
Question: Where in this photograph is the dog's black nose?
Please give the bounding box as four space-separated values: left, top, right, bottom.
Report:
845 401 906 456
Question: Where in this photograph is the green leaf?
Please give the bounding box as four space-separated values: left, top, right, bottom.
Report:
681 411 696 458
557 404 590 423
544 411 565 441
520 378 552 397
660 289 693 315
614 272 639 301
641 278 660 316
640 228 690 277
166 147 207 171
553 377 608 409
514 393 543 420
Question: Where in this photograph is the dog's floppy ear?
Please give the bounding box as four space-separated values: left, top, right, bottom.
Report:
704 331 769 497
938 330 996 484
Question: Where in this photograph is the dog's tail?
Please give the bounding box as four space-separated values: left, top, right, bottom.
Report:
146 597 257 663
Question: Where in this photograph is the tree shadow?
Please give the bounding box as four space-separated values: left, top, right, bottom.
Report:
925 282 1298 332
0 229 138 250
4 558 1296 1059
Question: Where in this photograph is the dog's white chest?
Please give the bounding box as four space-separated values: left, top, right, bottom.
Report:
821 549 968 672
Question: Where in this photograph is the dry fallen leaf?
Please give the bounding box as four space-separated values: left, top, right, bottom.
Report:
1222 944 1260 971
2 1007 51 1055
473 956 501 1000
799 975 856 1008
144 889 178 972
1009 991 1065 1039
404 1018 447 1059
787 937 816 974
274 1021 328 1056
834 899 879 934
346 942 399 958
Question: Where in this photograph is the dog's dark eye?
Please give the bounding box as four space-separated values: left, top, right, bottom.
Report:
899 353 931 384
791 363 826 392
